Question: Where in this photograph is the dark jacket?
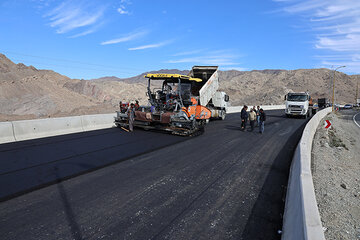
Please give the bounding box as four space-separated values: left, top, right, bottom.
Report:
259 111 266 122
241 108 248 120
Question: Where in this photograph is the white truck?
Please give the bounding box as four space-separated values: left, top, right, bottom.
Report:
189 66 229 120
284 92 314 118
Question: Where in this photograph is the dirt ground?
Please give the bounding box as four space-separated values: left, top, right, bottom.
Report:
312 110 360 240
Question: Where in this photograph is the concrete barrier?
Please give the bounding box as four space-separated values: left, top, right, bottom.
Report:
227 104 285 113
0 122 16 143
282 107 332 240
0 113 117 144
81 113 115 131
227 106 242 113
12 116 84 142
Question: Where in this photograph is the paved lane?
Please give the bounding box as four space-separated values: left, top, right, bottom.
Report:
0 128 187 200
0 110 307 240
353 110 360 128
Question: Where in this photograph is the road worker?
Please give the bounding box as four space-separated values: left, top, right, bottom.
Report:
135 100 140 110
240 105 248 131
259 108 266 134
127 103 135 132
249 108 256 131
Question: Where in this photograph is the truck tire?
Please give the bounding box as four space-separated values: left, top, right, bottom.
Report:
221 111 226 120
305 111 309 119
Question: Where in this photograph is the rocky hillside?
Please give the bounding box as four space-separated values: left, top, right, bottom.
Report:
101 68 359 106
219 69 359 105
0 54 122 121
1 52 359 121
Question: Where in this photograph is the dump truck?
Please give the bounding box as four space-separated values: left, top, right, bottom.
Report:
114 66 229 135
284 92 316 118
188 66 229 120
318 98 330 108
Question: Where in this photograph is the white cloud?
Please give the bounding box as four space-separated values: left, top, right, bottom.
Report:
101 30 148 45
283 1 327 14
315 34 360 52
69 29 96 38
128 41 171 51
172 49 204 56
275 0 360 73
168 49 242 66
117 6 129 15
117 0 132 15
69 21 105 38
44 1 105 34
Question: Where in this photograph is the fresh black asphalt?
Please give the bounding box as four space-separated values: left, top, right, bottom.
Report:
354 110 360 126
0 110 307 240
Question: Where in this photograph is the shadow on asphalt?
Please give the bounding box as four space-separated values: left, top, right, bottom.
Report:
225 125 242 131
266 114 286 118
239 121 307 240
56 169 83 240
0 129 190 202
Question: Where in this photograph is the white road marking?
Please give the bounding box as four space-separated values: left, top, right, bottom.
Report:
353 112 360 128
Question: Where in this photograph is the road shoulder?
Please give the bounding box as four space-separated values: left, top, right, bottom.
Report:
312 110 360 240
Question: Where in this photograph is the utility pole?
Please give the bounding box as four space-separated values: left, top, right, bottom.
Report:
332 65 346 111
356 81 359 104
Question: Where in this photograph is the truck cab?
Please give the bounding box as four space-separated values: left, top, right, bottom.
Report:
284 92 313 118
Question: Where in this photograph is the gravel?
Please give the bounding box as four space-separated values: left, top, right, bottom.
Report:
312 110 360 240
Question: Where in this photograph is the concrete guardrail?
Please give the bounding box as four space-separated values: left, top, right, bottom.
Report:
0 113 116 144
282 107 332 240
0 122 16 143
0 105 285 144
227 104 285 113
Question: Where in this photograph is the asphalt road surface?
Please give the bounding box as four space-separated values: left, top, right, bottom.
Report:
0 110 307 240
353 109 360 128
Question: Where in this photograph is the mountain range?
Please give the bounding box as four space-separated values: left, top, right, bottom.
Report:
0 53 358 121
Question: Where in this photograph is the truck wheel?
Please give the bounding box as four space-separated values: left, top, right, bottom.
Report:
221 111 226 120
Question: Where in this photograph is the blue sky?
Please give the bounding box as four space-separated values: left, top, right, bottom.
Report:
0 0 359 79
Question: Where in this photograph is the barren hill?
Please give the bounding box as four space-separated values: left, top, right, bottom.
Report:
90 69 189 84
219 69 359 105
96 68 359 106
0 54 142 121
1 53 359 121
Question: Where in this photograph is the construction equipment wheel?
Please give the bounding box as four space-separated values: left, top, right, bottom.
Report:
221 111 226 120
